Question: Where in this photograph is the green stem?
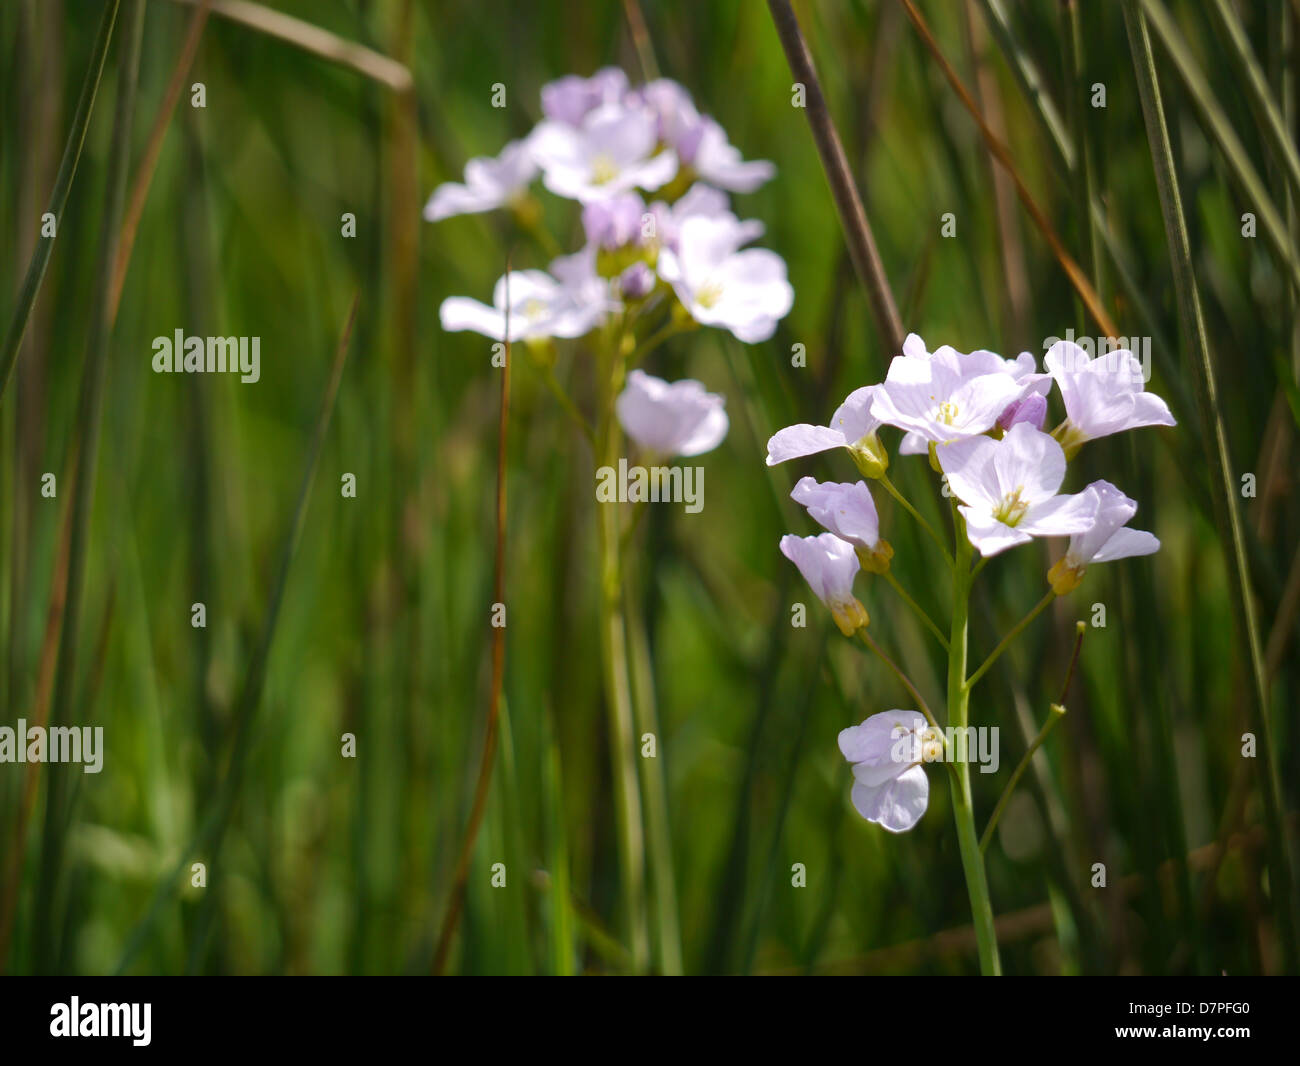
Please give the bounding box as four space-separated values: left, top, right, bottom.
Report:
624 562 684 975
540 362 594 446
980 702 1066 852
947 513 1001 975
627 319 693 366
881 570 948 651
596 350 650 974
879 473 952 566
964 590 1055 693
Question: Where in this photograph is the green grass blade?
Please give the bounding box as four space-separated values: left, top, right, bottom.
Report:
0 0 121 408
1123 0 1299 974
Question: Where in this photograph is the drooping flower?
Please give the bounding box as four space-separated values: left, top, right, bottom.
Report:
872 337 1035 449
530 103 677 203
938 422 1098 557
838 711 936 833
440 246 616 342
657 214 793 343
1048 479 1160 594
791 477 893 572
540 67 629 126
616 369 728 457
765 385 887 478
423 139 537 222
1044 339 1175 456
779 532 869 636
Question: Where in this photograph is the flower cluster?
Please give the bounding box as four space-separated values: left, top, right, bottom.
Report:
769 333 1174 831
427 68 793 346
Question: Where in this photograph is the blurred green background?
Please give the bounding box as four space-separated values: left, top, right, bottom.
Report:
1 0 1296 975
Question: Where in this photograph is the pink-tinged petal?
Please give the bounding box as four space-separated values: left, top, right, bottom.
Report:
624 150 679 194
851 765 929 832
950 372 1028 435
691 118 776 192
527 120 586 170
766 424 847 465
791 477 881 549
677 405 729 456
779 532 859 608
1130 390 1176 428
1066 480 1137 564
991 423 1067 503
996 392 1048 432
829 386 881 443
937 435 1001 510
423 182 493 221
1016 490 1098 537
960 507 1035 556
901 332 929 359
585 103 657 165
617 369 727 456
439 297 506 340
1091 526 1160 563
838 711 920 766
899 431 929 455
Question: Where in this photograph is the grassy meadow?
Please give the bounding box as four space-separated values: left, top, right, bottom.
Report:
0 0 1297 975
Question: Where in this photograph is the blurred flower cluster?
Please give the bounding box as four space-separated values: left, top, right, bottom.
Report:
427 67 793 352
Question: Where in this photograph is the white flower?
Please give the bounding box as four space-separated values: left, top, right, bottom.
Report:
1044 339 1175 455
938 422 1098 557
423 139 537 222
616 369 728 457
657 215 793 343
872 336 1035 449
779 532 868 636
529 102 677 203
439 246 616 342
838 711 935 833
1048 479 1160 593
765 385 885 475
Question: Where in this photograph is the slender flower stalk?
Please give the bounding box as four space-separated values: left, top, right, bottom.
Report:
878 472 952 566
881 570 948 651
965 590 1056 692
595 352 650 974
980 703 1067 853
946 513 1002 975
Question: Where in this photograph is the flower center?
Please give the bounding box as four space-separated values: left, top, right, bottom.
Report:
993 486 1029 526
590 153 619 185
696 280 724 308
935 400 959 426
524 298 548 321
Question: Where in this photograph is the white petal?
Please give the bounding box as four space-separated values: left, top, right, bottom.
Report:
765 424 847 465
1091 526 1160 563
